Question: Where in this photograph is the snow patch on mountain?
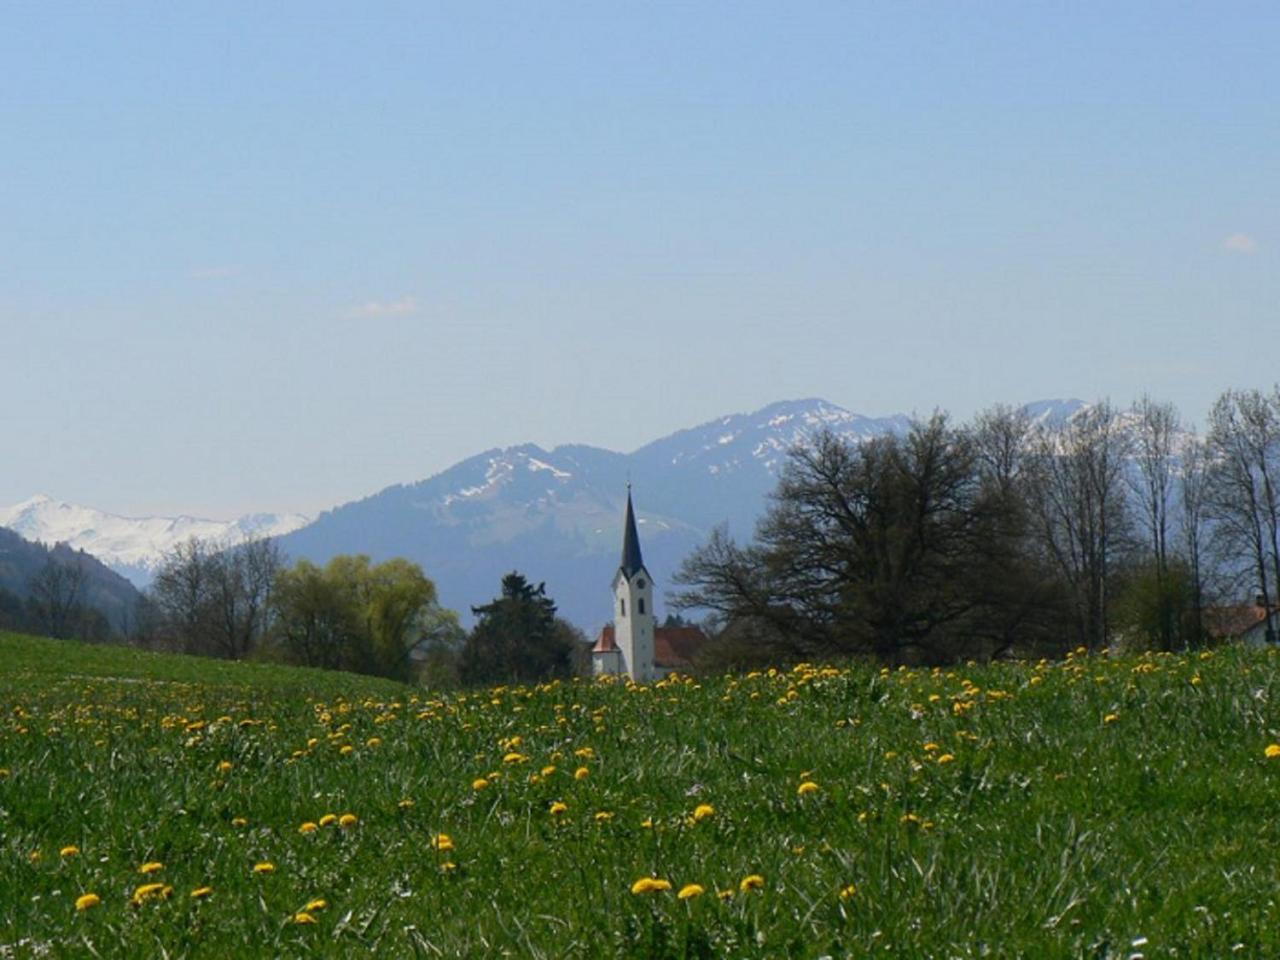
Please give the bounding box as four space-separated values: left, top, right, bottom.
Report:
0 495 310 586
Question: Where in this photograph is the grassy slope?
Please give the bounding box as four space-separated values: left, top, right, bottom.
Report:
3 632 1280 958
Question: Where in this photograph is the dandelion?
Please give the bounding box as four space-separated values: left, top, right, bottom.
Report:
839 884 857 901
217 760 233 773
338 813 358 828
1265 744 1280 759
231 817 248 828
299 821 318 834
574 747 595 759
398 799 415 810
304 898 328 912
574 766 590 780
1104 713 1119 725
936 754 955 764
253 862 275 874
549 801 568 815
677 883 704 900
640 817 654 829
503 752 527 764
319 813 338 827
131 883 171 905
472 777 490 791
797 781 820 796
432 833 454 852
739 874 765 893
293 912 317 924
339 744 354 756
75 893 101 912
190 886 213 899
717 889 734 901
366 736 382 747
692 803 715 822
138 861 164 875
630 877 673 894
594 811 614 822
60 845 80 858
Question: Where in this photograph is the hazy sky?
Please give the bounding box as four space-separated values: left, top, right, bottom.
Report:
2 2 1276 518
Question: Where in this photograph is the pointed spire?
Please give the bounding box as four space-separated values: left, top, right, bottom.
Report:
620 486 644 578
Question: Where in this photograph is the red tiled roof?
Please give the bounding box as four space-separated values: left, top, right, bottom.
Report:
590 624 708 668
1203 604 1277 639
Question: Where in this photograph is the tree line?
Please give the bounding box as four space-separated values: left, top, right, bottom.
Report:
675 387 1280 667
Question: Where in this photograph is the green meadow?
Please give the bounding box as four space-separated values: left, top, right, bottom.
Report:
3 630 1280 958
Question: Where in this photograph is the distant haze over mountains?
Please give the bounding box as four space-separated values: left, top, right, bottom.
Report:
3 397 1088 630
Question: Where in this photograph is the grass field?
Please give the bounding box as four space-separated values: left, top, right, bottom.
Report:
4 631 1280 958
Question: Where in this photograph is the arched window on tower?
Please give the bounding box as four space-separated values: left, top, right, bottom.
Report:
639 598 645 615
620 598 626 617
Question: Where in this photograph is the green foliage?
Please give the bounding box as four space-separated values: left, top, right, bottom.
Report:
459 572 573 685
6 631 1280 956
1113 560 1197 652
271 555 452 682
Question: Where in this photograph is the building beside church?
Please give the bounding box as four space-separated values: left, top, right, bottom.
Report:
591 488 705 681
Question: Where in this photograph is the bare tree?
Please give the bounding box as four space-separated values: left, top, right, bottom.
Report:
1206 389 1280 641
1128 395 1180 648
27 556 86 639
1177 427 1209 642
1027 400 1132 650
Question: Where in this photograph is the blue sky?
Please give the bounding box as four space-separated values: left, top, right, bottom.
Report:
1 2 1276 517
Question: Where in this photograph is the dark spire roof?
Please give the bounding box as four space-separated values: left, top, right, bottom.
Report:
620 487 644 578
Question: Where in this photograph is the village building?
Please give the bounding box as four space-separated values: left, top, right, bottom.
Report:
591 489 705 681
1204 596 1280 646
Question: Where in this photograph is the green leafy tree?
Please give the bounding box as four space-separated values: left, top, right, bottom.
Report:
271 554 452 681
460 572 573 685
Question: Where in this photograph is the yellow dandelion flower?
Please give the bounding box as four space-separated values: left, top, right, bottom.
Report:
692 803 715 822
1266 744 1280 759
131 882 170 905
839 883 857 901
338 813 358 828
630 877 673 894
640 817 654 829
440 860 457 872
138 862 164 875
318 813 338 827
366 737 382 747
503 752 527 764
339 744 354 756
717 888 734 901
549 801 568 815
594 810 614 822
574 766 590 780
739 874 765 893
1104 713 1119 725
936 754 955 764
398 799 415 810
293 911 317 924
541 765 557 777
922 742 939 753
217 760 233 773
432 833 454 852
190 886 213 899
472 777 491 791
797 781 820 796
677 883 704 900
60 845 80 858
299 821 318 834
253 862 275 874
574 747 595 759
75 892 101 911
231 817 248 828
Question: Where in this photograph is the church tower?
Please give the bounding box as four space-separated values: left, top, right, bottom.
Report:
613 487 655 682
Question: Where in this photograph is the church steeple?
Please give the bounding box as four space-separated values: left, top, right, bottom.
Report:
620 485 644 579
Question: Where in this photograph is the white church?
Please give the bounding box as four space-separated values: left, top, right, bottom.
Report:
590 488 705 681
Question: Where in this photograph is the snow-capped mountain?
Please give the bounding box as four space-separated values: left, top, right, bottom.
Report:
0 496 310 586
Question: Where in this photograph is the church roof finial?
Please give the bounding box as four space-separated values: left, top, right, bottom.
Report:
620 487 644 578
